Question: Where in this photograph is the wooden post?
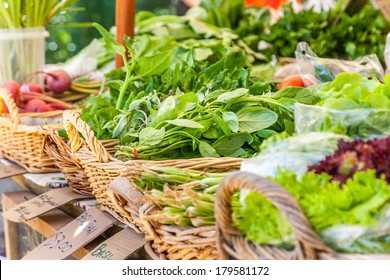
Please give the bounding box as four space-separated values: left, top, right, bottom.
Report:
116 0 136 68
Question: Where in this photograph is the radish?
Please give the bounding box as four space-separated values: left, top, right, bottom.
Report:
2 80 20 113
25 99 50 113
45 70 72 93
20 82 43 94
48 103 69 110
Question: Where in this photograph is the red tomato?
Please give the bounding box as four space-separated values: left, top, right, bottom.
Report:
277 75 305 90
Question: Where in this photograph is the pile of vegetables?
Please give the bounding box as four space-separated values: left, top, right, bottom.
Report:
136 0 390 64
234 169 390 253
126 133 390 254
81 24 318 160
255 3 390 64
1 71 102 113
67 1 390 256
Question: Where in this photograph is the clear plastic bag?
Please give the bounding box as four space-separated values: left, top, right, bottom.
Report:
319 205 390 254
294 103 390 139
385 33 390 74
295 42 385 86
241 132 346 177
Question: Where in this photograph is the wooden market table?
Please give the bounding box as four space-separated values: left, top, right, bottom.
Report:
2 190 103 260
1 174 151 260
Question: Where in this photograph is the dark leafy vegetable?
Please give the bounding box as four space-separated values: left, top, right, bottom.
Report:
309 135 390 184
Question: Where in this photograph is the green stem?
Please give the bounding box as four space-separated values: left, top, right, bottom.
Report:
116 47 136 110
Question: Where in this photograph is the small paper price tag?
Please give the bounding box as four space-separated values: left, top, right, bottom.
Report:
22 207 116 260
0 165 27 179
377 0 390 21
82 228 146 260
4 188 90 222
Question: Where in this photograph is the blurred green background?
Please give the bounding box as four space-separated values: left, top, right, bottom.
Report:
46 0 175 64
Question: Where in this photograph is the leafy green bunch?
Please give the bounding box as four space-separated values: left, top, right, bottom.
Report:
258 4 390 64
233 169 390 251
0 0 78 28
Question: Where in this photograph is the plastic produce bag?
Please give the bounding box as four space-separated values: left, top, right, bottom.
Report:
295 103 390 139
385 32 390 74
241 132 347 177
295 42 385 86
320 205 390 254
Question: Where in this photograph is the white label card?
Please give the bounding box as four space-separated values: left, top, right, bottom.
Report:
4 188 91 222
22 207 116 260
82 228 146 260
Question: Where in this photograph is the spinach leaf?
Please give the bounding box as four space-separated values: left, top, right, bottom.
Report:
212 132 253 156
236 107 278 133
139 127 165 146
199 141 220 158
136 50 174 78
166 119 204 129
222 111 239 133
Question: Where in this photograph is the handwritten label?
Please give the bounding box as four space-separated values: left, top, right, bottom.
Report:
4 188 91 222
377 0 390 21
0 165 27 178
22 207 116 260
82 228 146 260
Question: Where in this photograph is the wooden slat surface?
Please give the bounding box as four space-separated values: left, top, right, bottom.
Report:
2 191 104 259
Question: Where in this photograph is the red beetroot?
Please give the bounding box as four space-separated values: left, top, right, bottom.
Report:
25 99 50 113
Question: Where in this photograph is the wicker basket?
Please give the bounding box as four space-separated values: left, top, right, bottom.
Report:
63 109 243 259
42 127 118 195
0 88 61 172
215 171 390 260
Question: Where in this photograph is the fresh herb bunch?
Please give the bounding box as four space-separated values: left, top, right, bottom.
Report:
259 4 390 64
0 0 78 28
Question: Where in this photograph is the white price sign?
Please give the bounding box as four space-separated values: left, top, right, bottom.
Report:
82 228 146 260
4 188 90 222
22 207 116 260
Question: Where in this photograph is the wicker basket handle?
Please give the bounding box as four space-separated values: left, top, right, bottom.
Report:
62 110 111 163
215 171 332 260
0 88 21 129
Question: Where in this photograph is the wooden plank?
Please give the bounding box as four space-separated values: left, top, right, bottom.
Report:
2 196 20 260
2 191 104 259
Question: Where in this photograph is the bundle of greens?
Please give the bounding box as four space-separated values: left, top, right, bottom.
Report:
82 24 318 160
0 0 78 28
129 165 230 227
258 4 390 64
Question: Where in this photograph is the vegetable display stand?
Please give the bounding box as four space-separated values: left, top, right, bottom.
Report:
63 110 243 259
215 171 390 260
43 127 118 195
0 88 60 172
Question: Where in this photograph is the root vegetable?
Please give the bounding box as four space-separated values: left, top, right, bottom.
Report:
2 80 20 112
45 70 72 93
25 99 50 113
20 82 43 94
